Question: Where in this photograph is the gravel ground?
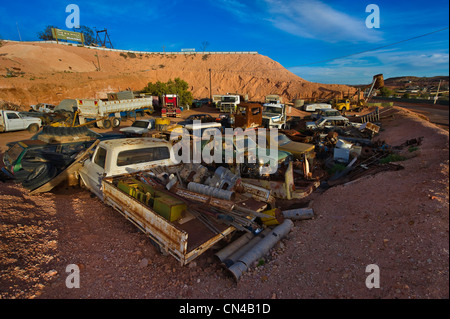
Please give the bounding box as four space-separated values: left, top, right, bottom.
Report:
0 107 448 300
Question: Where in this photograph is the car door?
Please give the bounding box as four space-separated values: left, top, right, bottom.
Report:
5 112 25 131
79 146 107 199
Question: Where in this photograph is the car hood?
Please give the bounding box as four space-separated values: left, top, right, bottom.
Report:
279 141 314 154
119 127 148 134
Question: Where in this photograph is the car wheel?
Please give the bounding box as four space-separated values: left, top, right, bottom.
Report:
102 119 112 129
27 124 40 133
112 117 121 128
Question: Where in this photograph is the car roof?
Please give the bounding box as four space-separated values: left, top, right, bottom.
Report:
99 137 171 151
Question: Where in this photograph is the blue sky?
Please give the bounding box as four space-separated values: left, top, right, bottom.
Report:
0 0 448 84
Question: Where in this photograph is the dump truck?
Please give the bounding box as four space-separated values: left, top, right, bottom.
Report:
0 110 42 133
54 95 154 129
161 94 181 118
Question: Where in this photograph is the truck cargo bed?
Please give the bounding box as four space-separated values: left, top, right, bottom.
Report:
102 173 235 265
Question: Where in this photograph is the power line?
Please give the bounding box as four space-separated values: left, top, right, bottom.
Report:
294 27 449 67
210 26 450 73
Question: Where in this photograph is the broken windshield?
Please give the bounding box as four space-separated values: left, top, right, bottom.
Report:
263 106 282 114
131 121 149 128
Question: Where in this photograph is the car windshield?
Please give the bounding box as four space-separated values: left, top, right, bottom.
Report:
275 134 291 146
222 96 237 102
234 136 257 150
116 147 170 166
5 143 24 163
263 106 282 114
325 110 341 117
131 121 149 128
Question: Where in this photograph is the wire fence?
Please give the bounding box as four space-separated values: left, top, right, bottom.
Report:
4 40 258 55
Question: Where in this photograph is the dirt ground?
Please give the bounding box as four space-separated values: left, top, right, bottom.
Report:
0 105 448 300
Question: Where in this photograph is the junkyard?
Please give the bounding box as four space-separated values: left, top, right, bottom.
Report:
0 5 449 301
0 91 448 299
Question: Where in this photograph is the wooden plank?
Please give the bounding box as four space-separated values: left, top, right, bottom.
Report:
30 140 100 194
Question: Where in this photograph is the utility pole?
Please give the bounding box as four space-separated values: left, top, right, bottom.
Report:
209 68 212 102
434 79 441 104
95 53 101 71
16 22 22 41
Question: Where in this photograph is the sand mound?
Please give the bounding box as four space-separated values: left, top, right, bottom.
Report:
0 41 355 107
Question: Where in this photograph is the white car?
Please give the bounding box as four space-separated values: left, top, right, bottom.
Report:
119 119 155 136
306 117 350 130
310 109 346 121
303 103 332 112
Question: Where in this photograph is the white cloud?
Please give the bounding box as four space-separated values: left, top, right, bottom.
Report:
264 0 382 43
289 48 449 84
212 0 382 43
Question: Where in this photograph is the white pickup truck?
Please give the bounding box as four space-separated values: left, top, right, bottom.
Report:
0 110 42 133
77 137 238 265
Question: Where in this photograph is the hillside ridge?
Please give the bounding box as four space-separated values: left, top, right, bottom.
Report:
0 41 355 106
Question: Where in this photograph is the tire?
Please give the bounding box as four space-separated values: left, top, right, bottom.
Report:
22 163 58 190
27 124 40 133
102 119 112 129
112 117 121 128
341 107 347 113
42 126 86 136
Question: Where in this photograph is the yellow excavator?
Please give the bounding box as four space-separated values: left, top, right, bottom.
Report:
333 74 384 113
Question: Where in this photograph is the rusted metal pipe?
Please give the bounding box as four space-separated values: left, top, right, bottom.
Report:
227 219 294 281
171 187 235 211
187 182 235 201
282 208 314 220
222 228 272 268
214 232 255 263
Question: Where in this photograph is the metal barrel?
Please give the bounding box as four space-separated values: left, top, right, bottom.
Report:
227 219 294 281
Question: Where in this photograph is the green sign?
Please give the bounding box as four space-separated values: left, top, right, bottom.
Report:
51 28 85 44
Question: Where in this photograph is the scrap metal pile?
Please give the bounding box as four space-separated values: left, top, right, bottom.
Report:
109 162 315 279
283 107 410 190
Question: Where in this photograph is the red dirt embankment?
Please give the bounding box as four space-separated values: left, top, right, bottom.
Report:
0 41 354 107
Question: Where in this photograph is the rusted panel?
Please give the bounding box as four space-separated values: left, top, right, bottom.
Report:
241 182 274 203
172 187 235 211
185 225 236 264
235 198 268 212
234 103 263 129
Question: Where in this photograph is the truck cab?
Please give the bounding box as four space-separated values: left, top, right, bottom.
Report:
78 137 175 199
161 94 181 118
0 110 42 133
262 101 287 129
219 95 240 113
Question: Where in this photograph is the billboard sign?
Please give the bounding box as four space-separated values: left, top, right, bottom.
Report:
51 28 85 44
